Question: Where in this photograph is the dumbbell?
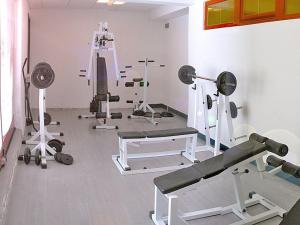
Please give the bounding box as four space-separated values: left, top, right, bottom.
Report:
18 148 42 166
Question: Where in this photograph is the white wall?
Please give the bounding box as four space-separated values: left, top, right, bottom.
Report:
30 9 167 109
163 14 189 114
189 1 300 164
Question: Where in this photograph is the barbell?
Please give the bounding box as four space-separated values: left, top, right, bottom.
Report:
178 65 237 96
31 62 55 89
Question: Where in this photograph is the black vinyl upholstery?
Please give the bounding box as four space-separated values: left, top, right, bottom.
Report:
279 199 300 225
118 127 198 139
97 56 108 95
154 140 267 194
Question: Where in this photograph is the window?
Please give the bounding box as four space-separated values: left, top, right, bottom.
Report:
205 0 300 29
242 0 276 19
206 0 236 28
285 0 300 15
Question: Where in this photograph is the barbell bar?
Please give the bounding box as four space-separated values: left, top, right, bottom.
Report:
178 65 237 96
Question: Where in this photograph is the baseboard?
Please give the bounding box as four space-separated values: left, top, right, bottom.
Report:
251 161 300 186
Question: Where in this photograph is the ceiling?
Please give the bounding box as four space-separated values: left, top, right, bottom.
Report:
28 0 192 11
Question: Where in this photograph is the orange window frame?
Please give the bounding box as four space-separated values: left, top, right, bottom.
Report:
205 0 300 30
205 0 239 29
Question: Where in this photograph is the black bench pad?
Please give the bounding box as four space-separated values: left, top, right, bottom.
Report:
154 140 268 194
146 128 198 138
223 140 267 168
280 199 300 225
118 131 147 139
155 154 224 194
118 127 198 139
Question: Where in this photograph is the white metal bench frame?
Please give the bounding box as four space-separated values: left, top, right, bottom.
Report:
112 133 199 175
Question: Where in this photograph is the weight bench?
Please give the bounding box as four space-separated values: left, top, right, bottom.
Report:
112 127 200 175
150 133 298 225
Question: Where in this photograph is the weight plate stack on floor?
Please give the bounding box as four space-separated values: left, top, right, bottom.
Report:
47 139 64 155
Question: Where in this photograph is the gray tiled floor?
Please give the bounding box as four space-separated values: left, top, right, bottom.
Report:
3 109 300 225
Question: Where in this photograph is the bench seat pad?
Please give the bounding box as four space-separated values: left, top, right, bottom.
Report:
146 128 198 138
154 140 267 194
280 199 300 225
118 127 198 139
118 131 147 139
154 154 224 194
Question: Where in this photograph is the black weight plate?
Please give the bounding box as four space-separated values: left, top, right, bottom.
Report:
35 149 41 166
60 154 74 165
38 113 52 126
54 152 63 163
47 139 63 155
31 63 55 89
216 71 237 96
160 112 174 118
144 112 162 118
24 148 31 165
230 102 238 118
34 62 52 70
207 95 213 110
178 65 195 85
132 110 145 117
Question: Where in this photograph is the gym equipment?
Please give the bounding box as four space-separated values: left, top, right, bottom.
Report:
22 59 63 144
19 62 70 169
31 62 55 89
38 112 52 126
178 65 237 96
123 58 170 125
267 154 300 178
182 65 244 155
22 58 37 130
85 22 120 84
47 139 63 155
112 127 199 175
79 56 122 130
150 134 296 225
279 199 300 225
54 153 74 165
229 101 243 119
223 99 248 144
160 106 174 118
